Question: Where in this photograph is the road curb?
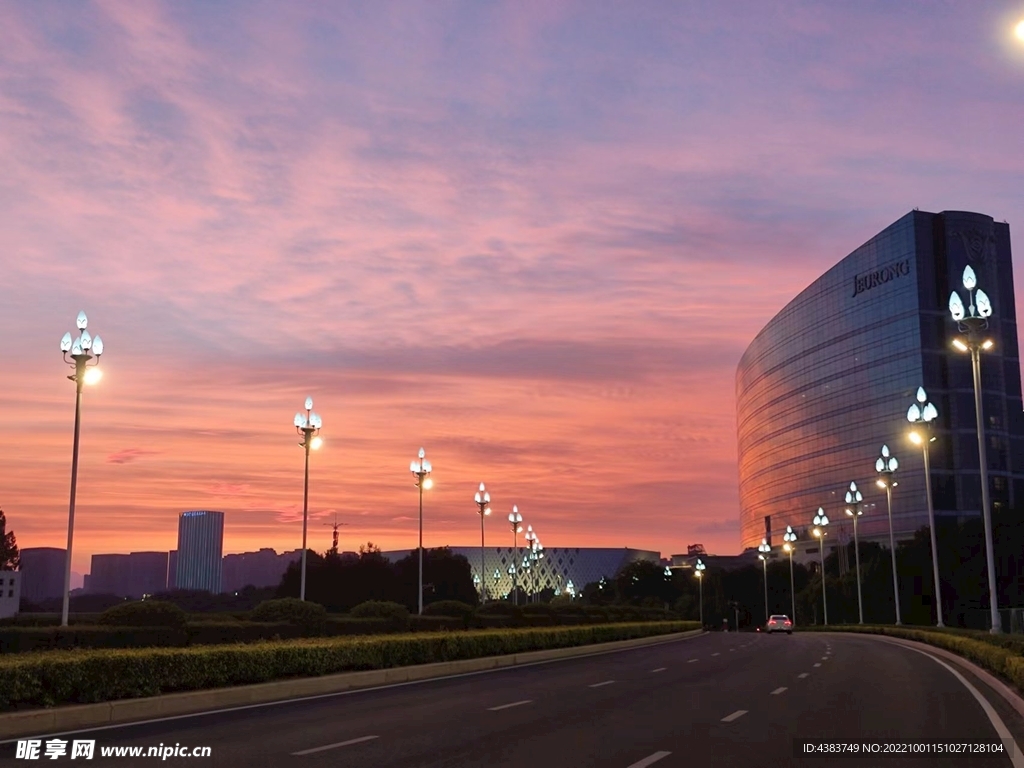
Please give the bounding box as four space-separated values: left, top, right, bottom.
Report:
0 628 702 740
836 632 1024 720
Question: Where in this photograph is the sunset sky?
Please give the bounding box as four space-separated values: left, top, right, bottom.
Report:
2 1 1024 576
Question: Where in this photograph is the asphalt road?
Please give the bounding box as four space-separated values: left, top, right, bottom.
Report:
1 631 1020 768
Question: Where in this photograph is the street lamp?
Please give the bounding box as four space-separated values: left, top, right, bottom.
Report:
695 558 706 626
845 481 865 624
410 447 433 615
812 507 829 626
508 506 523 605
949 264 1001 633
59 311 104 628
474 483 491 602
757 539 771 625
908 386 943 627
524 525 536 602
783 526 797 625
293 397 323 602
875 445 902 625
532 540 545 602
566 579 576 600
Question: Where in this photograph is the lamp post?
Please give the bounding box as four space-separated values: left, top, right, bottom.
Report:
410 448 433 615
783 525 797 625
845 482 865 624
812 507 829 626
474 483 491 602
293 397 323 602
875 445 902 625
949 265 1001 633
757 539 770 625
695 558 706 626
59 311 104 628
508 506 523 605
531 540 544 602
566 579 576 600
524 525 536 602
908 386 943 627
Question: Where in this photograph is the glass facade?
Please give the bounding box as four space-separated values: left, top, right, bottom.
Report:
737 211 1022 551
175 510 225 593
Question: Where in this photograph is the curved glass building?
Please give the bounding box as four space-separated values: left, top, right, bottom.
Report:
737 210 1023 552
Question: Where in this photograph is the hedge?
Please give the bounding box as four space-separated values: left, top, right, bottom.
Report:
799 625 1024 692
0 622 695 710
0 606 683 654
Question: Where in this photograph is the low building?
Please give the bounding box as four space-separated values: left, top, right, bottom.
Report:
18 547 66 603
0 571 21 619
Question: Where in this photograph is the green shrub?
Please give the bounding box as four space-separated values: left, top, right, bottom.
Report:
521 603 553 615
349 601 410 620
476 602 519 615
251 598 327 626
422 600 475 617
98 600 187 628
0 621 696 709
0 626 188 653
409 615 464 632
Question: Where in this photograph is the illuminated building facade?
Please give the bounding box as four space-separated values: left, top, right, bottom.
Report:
737 210 1023 552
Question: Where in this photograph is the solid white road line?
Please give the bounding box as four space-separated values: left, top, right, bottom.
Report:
721 710 748 723
798 673 810 679
688 658 699 663
292 735 379 756
771 687 788 695
626 751 672 768
487 700 533 711
885 643 1024 768
651 667 667 673
589 680 616 688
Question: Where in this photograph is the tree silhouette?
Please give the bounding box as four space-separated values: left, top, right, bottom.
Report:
0 509 19 571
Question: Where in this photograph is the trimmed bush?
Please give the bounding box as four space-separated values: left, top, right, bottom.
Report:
251 599 327 627
422 600 475 617
98 601 187 628
476 602 519 616
520 604 553 615
0 626 188 654
0 621 696 709
409 615 464 632
349 601 410 620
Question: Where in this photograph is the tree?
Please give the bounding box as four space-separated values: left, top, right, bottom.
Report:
0 509 19 570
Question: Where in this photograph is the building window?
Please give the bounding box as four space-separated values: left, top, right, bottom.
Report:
6 590 11 598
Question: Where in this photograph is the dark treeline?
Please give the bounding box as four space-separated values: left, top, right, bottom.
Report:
583 511 1024 631
275 545 478 612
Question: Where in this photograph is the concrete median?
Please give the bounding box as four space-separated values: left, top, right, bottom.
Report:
0 628 702 740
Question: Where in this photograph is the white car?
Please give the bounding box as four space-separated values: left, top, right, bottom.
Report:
766 614 793 634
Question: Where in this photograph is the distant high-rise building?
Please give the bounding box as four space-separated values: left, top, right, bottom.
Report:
130 552 169 597
18 547 66 603
175 511 224 593
167 550 177 590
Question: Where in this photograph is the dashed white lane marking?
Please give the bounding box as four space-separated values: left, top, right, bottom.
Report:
688 658 699 663
487 700 533 711
729 648 736 652
589 680 616 688
293 735 379 756
626 751 672 768
651 667 667 673
813 663 821 668
712 652 721 656
721 710 748 723
798 673 810 679
822 656 828 660
771 687 788 695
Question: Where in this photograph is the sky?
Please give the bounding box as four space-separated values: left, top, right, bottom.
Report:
2 1 1024 575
